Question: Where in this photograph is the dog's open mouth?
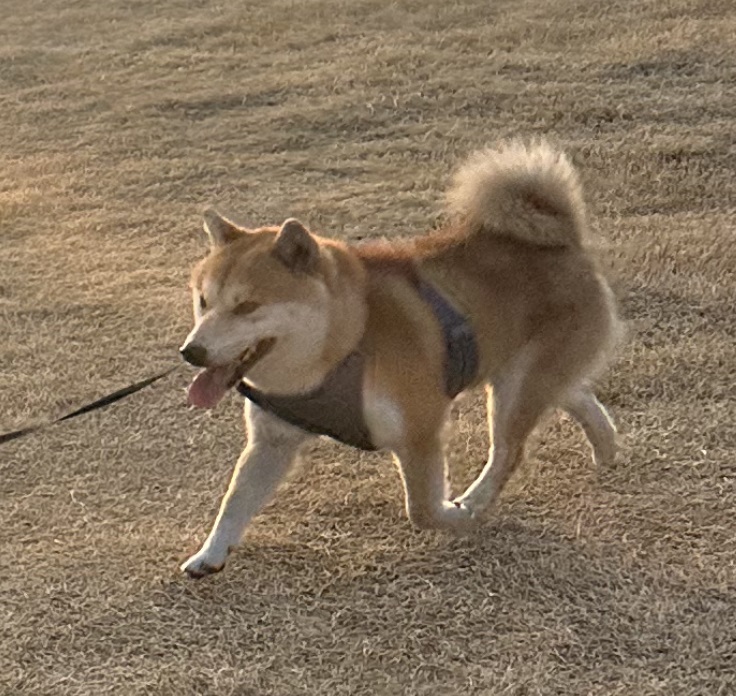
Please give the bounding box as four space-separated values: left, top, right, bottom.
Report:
187 337 276 409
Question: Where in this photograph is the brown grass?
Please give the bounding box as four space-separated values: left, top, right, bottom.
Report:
2 0 735 694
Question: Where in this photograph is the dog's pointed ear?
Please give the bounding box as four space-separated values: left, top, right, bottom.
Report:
203 209 243 247
272 218 319 273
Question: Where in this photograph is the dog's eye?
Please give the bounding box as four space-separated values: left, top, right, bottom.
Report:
234 300 261 316
199 294 207 311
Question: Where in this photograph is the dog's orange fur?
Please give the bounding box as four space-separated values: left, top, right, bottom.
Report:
180 140 620 577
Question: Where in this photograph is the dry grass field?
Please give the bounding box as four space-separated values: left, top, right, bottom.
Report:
2 0 735 693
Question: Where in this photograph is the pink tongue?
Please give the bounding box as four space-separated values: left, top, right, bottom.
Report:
187 367 235 408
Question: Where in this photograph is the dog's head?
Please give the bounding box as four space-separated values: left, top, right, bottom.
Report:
181 210 335 408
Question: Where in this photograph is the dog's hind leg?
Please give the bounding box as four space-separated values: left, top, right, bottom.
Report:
181 402 308 578
563 387 616 467
453 343 570 518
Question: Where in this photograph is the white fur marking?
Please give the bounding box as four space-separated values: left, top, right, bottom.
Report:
187 300 329 368
364 391 404 449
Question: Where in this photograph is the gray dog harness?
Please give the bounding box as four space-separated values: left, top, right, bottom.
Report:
237 281 478 451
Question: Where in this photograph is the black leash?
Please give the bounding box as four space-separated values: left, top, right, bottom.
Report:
0 366 179 446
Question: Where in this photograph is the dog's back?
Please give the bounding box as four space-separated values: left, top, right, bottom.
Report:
403 142 619 384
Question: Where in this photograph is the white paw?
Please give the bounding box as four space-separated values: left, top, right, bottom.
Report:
180 547 228 579
450 495 492 526
592 439 617 468
450 497 478 516
440 500 480 532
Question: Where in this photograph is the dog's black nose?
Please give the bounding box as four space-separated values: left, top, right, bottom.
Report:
180 343 209 367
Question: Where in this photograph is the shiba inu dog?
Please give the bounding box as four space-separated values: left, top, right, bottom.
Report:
179 141 620 578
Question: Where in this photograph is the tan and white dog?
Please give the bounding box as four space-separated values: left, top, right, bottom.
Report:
179 141 620 578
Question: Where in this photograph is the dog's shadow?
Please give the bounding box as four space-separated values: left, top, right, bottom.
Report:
144 517 686 661
73 506 727 695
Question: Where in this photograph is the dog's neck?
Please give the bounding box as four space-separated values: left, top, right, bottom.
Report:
319 243 369 370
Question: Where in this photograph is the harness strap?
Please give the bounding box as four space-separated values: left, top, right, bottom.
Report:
417 280 479 398
237 352 375 450
237 280 479 450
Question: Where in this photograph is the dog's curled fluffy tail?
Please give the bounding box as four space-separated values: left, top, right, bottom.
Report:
446 140 586 248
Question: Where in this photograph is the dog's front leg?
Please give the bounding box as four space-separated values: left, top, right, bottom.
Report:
394 436 477 533
181 402 308 578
